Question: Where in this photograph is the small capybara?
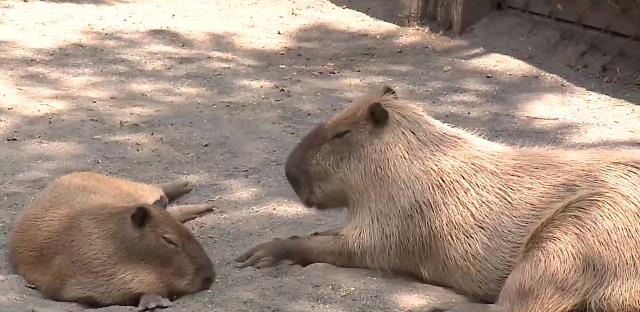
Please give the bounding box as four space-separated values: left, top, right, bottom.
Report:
236 85 640 312
10 172 216 311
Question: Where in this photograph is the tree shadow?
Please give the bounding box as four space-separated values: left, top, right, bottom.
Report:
453 9 640 102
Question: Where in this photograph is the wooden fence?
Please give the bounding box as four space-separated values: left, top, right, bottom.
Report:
400 0 640 39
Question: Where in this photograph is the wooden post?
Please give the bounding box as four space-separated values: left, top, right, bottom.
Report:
452 0 498 36
398 0 425 26
421 0 498 35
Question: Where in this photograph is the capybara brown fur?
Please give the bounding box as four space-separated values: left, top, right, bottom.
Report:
236 85 640 312
10 171 216 310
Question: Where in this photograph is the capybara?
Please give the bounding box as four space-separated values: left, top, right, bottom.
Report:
10 172 216 310
236 85 640 312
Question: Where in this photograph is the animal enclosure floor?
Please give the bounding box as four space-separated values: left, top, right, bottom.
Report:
0 0 639 311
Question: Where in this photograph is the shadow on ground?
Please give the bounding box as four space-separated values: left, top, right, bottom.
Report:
333 2 640 106
327 0 412 25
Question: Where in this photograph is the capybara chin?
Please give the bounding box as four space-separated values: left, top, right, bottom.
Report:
236 85 640 312
10 172 216 310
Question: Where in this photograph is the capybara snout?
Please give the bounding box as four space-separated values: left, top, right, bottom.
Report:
284 152 304 201
189 240 216 291
284 124 326 207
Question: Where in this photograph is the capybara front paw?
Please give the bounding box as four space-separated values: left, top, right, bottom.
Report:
138 294 172 311
234 239 290 269
24 282 36 289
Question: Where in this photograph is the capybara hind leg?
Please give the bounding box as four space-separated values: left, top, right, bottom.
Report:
588 283 640 311
156 180 192 201
496 250 584 312
496 191 640 312
166 204 215 223
497 281 581 312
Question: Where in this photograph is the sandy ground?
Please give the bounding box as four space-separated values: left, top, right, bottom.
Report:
0 0 639 311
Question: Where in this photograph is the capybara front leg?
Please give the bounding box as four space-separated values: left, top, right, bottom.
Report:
234 234 366 269
166 204 216 223
156 180 192 201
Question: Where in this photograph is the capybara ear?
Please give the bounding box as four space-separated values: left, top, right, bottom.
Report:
381 85 397 99
131 206 150 229
368 102 389 127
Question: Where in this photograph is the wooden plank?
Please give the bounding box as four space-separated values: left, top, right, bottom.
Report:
504 0 640 38
580 1 640 38
452 0 497 35
399 0 424 26
504 0 581 22
422 0 453 30
420 0 497 35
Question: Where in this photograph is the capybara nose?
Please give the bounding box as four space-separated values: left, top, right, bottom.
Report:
285 161 302 195
200 273 214 290
197 257 215 290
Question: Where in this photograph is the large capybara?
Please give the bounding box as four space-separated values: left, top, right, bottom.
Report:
10 172 216 311
236 85 640 312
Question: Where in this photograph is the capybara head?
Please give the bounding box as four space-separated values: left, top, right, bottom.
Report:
284 85 400 209
122 204 215 298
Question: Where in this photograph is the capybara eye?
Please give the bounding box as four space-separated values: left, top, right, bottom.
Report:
162 234 179 248
331 130 351 140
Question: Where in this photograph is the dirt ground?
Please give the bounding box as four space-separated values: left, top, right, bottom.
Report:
0 0 639 311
